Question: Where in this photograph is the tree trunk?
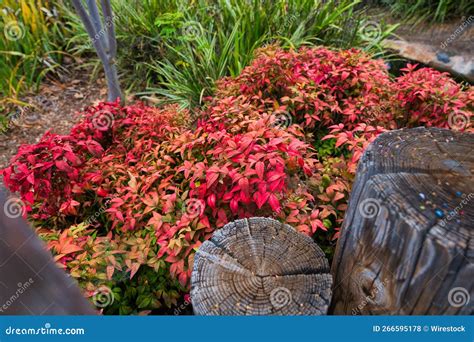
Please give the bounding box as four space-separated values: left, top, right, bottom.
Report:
72 0 122 102
330 127 473 315
191 217 332 315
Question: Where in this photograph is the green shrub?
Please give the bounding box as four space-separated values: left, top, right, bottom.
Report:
62 0 397 108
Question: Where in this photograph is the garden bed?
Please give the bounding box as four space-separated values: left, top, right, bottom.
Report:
2 45 472 314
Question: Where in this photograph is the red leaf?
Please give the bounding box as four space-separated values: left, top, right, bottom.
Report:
255 161 265 180
268 194 281 212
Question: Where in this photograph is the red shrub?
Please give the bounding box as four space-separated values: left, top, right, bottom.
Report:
322 123 388 174
216 46 392 130
392 64 473 129
2 133 92 218
2 46 472 314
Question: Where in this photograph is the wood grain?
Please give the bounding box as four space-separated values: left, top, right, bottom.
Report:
330 127 473 315
0 191 95 315
191 217 332 315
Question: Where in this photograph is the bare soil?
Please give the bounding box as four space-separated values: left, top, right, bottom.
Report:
0 67 107 170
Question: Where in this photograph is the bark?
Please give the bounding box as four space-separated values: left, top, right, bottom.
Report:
72 0 122 102
0 191 96 315
330 127 473 315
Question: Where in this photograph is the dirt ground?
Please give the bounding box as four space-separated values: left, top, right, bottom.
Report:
393 17 474 55
0 67 107 170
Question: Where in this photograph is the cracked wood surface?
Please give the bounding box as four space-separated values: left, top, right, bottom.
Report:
330 127 473 315
191 217 332 315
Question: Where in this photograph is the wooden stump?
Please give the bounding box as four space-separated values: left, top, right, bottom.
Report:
191 217 332 315
330 127 473 315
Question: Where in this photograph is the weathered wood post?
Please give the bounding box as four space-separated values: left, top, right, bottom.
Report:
330 127 473 315
0 191 95 314
191 217 332 315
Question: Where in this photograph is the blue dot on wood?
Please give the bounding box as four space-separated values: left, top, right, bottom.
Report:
434 209 444 218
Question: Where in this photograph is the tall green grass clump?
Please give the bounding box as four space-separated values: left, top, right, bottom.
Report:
63 0 397 109
0 0 71 105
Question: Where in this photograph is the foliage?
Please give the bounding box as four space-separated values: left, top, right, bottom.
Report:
1 0 399 112
390 64 473 128
215 46 392 130
0 0 71 104
2 45 472 314
379 0 474 23
61 0 397 108
2 99 319 313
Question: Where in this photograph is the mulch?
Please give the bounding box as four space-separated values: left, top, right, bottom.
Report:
0 67 107 170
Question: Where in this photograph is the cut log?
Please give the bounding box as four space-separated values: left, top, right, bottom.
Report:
0 191 95 315
191 217 332 315
330 127 473 315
